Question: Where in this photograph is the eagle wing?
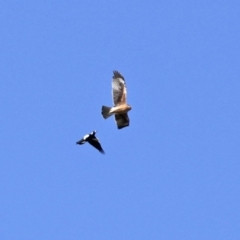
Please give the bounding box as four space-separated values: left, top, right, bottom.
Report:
112 71 127 106
114 113 130 129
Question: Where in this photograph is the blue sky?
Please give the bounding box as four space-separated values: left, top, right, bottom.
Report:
0 1 240 239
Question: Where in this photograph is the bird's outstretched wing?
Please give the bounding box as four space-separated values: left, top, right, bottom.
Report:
114 113 130 129
88 137 105 154
112 71 127 106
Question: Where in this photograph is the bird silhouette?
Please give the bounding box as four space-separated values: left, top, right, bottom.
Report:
76 130 105 154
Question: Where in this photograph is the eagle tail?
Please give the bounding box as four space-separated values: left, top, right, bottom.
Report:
101 106 113 119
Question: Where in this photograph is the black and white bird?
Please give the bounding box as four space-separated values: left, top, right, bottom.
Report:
76 130 105 154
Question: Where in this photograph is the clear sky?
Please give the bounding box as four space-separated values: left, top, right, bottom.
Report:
0 1 240 239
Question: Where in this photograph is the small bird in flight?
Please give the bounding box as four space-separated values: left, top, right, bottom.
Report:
101 71 132 129
76 130 105 154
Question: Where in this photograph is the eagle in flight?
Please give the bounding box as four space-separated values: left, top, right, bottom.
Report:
101 71 132 129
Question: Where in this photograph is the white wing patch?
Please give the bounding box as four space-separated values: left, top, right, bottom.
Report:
83 134 89 140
